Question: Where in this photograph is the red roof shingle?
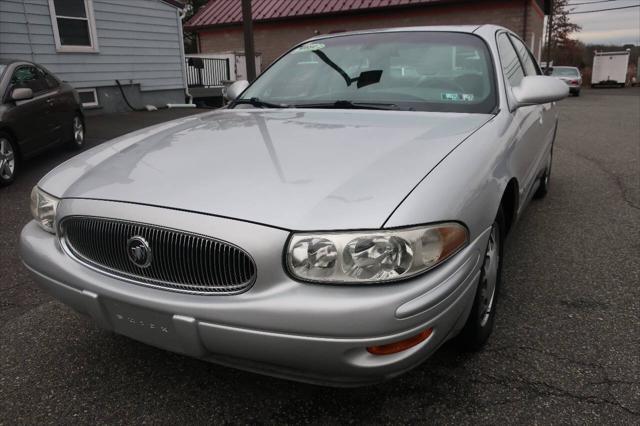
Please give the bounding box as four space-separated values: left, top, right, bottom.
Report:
185 0 445 29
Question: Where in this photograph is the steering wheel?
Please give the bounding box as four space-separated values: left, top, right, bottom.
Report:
415 76 466 93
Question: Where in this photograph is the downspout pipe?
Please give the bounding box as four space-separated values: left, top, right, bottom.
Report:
116 6 195 111
176 6 195 107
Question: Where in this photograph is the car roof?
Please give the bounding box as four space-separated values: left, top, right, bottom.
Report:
305 24 507 42
0 58 33 66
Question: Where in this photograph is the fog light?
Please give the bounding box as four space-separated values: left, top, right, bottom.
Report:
366 328 433 355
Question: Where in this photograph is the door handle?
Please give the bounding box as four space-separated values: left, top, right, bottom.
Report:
45 98 54 105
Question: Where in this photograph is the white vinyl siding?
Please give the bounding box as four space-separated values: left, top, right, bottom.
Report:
0 0 185 92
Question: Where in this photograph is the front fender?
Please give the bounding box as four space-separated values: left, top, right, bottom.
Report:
383 113 514 241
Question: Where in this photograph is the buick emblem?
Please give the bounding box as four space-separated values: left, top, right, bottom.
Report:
127 236 152 268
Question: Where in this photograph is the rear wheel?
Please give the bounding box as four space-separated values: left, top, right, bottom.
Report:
457 207 504 351
534 145 553 199
0 132 18 186
69 114 85 150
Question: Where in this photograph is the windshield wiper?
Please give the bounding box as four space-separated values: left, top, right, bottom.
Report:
232 97 289 108
293 100 400 110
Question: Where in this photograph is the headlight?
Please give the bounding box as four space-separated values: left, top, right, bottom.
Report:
286 223 468 284
30 186 59 233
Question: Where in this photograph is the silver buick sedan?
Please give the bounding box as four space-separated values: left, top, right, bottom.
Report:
20 26 568 386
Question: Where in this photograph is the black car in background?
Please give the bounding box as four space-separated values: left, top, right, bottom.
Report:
0 59 85 186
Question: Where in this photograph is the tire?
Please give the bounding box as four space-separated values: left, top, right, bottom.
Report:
574 90 580 97
457 207 505 351
534 144 553 199
0 131 19 186
69 114 85 150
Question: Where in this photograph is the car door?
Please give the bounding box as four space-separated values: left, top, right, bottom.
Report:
5 65 58 156
496 33 544 206
509 34 555 179
39 66 72 143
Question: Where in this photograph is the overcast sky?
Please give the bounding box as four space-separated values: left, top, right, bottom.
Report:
566 0 640 45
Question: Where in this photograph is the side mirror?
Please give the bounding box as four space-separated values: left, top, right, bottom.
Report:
544 67 554 76
223 80 249 101
11 87 33 102
512 76 569 107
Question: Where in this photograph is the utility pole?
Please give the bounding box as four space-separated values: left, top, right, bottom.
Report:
545 5 553 69
241 0 256 82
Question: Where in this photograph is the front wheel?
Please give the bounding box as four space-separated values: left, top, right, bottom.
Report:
0 132 18 186
457 208 504 351
69 114 85 150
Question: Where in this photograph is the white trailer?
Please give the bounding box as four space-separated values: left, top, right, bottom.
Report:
591 50 630 87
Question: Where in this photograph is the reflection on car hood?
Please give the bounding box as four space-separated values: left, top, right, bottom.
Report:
41 109 491 230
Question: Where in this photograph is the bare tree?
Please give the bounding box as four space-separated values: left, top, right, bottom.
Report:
182 0 210 53
545 0 582 65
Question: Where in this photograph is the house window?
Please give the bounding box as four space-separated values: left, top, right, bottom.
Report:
77 88 99 108
48 0 98 52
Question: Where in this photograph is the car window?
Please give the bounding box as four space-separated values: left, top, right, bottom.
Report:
551 67 580 77
496 33 525 87
41 69 60 89
11 66 49 94
239 32 497 114
509 35 539 76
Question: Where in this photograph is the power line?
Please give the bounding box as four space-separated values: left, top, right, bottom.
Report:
568 0 626 5
567 4 640 13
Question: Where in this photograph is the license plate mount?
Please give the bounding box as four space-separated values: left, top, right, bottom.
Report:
103 299 182 352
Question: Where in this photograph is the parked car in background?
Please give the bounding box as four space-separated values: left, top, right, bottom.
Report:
547 66 582 96
0 59 85 186
20 26 568 386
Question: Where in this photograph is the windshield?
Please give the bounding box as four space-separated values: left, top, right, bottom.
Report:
551 67 580 77
238 32 497 113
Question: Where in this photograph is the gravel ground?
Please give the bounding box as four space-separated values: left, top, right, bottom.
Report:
1 89 638 424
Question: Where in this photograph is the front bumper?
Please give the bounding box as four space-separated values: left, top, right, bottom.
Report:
20 199 487 386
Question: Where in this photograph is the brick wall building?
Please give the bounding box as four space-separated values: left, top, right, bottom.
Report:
186 0 551 69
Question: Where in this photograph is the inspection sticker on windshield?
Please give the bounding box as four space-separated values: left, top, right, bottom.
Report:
441 92 475 102
293 42 325 53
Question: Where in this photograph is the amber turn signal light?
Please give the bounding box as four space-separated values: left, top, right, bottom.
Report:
366 328 433 355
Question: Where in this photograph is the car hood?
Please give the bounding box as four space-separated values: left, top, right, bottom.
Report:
41 109 490 230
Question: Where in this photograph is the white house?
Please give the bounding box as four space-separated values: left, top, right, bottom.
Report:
0 0 190 112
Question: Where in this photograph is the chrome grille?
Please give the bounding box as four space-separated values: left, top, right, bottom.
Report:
60 216 256 295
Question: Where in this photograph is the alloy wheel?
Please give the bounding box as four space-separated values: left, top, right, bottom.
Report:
73 116 84 146
479 223 500 327
0 138 16 180
543 148 553 187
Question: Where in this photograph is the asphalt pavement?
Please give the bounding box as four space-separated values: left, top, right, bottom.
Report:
1 90 639 424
